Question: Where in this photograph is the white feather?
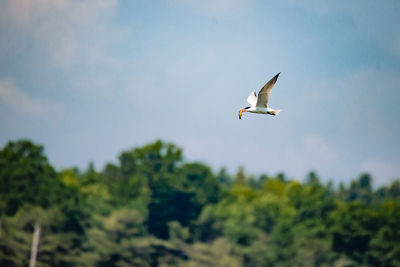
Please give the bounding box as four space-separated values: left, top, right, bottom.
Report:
247 91 257 107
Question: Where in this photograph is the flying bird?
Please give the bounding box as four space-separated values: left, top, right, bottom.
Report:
238 72 282 120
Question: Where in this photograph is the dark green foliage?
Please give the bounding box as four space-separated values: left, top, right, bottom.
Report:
0 140 61 216
1 139 400 266
148 184 197 238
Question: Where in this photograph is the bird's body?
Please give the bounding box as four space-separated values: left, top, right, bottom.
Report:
238 72 282 119
243 106 279 115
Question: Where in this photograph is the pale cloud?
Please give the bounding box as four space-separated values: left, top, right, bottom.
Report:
5 0 115 25
7 0 69 25
337 68 400 140
0 79 61 117
360 159 400 186
281 68 400 184
170 0 249 15
280 0 339 17
179 136 207 159
285 134 345 181
298 67 400 144
394 37 400 56
303 134 340 164
1 0 118 70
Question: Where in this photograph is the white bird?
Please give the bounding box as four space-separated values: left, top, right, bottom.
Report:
238 72 282 120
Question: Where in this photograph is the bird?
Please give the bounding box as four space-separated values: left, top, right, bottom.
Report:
238 72 282 120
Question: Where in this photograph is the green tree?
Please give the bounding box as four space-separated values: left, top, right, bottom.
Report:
0 205 85 267
0 140 62 216
366 200 400 266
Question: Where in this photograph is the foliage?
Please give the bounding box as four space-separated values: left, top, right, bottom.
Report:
1 139 400 266
0 140 61 216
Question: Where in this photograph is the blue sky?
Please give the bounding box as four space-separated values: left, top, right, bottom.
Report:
1 0 399 186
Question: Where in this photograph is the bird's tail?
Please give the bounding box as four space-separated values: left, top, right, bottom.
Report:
268 109 282 116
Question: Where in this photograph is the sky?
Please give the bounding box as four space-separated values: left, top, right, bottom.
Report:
0 0 399 186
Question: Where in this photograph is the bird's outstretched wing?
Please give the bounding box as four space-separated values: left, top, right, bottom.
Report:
247 91 257 107
256 72 280 108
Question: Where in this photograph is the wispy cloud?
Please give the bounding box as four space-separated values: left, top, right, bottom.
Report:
1 0 118 70
0 79 61 117
4 0 116 26
303 134 340 164
394 37 400 56
285 134 346 181
170 0 249 15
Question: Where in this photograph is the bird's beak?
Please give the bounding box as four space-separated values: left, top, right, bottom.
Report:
238 109 243 120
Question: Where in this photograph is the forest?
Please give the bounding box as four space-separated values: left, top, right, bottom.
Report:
0 139 399 267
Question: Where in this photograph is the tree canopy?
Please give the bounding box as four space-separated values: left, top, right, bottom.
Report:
1 139 399 266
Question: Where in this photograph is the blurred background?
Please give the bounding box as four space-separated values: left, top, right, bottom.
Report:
1 0 400 186
1 1 400 266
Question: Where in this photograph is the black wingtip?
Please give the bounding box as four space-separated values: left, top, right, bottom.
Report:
271 72 280 82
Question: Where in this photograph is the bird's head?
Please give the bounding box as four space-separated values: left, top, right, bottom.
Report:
238 107 250 120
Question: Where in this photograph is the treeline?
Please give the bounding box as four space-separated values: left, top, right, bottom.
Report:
0 139 399 266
